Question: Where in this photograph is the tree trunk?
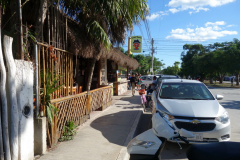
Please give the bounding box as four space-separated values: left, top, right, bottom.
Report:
218 74 224 84
35 0 49 41
219 77 223 84
209 78 213 84
236 74 239 85
3 35 18 160
0 6 11 160
87 58 97 93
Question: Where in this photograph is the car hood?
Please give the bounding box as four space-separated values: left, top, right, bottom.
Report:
159 99 222 117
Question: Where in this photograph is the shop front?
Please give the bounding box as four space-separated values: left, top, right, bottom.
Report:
106 60 128 95
97 47 139 96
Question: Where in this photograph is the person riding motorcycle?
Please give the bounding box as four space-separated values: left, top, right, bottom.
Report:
147 76 157 95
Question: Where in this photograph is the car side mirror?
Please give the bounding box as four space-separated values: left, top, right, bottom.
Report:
178 128 194 138
216 95 224 100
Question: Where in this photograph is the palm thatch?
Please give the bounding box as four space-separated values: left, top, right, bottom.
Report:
101 48 139 70
67 19 138 70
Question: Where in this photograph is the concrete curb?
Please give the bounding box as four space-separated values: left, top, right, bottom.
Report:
116 109 143 160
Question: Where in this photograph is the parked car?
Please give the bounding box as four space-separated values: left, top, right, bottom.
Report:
157 75 180 82
140 75 159 89
151 79 231 143
224 76 230 81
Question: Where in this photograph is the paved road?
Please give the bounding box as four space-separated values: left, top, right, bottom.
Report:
136 87 240 160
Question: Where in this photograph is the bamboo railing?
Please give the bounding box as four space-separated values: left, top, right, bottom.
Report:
48 86 112 147
90 86 112 111
37 42 75 105
37 43 112 147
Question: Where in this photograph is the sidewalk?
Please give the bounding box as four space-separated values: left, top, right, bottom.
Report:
39 90 142 160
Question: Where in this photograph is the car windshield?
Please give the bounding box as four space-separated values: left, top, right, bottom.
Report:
159 83 214 100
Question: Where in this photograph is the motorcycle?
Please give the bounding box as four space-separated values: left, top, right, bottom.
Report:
127 111 240 160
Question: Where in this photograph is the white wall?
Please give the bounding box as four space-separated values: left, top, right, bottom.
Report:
15 60 34 160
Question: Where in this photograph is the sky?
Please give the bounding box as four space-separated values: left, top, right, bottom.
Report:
121 0 240 68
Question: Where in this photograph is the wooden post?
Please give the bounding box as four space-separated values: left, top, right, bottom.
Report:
16 0 24 59
65 17 67 50
38 45 41 115
47 1 50 44
51 51 54 98
0 23 11 160
66 54 69 96
42 46 46 115
3 35 18 160
70 54 73 95
51 0 53 46
86 94 92 115
54 7 56 47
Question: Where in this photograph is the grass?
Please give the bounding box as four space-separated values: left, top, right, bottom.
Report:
204 80 240 88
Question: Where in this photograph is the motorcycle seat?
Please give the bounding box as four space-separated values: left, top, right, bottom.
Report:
186 142 240 160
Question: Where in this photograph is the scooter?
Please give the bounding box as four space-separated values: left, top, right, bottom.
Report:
127 110 194 160
127 111 240 160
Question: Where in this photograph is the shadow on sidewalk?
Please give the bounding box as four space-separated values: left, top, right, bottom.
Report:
90 110 140 146
220 100 240 110
116 94 141 105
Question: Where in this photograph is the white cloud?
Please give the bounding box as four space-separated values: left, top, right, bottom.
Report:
187 23 194 27
166 21 238 42
146 13 159 21
227 24 237 27
205 21 226 26
146 11 169 21
169 8 181 13
195 7 209 12
168 0 235 14
171 28 185 34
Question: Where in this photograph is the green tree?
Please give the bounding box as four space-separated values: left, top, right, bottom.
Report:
133 54 164 75
181 44 206 78
162 61 180 75
133 54 149 74
59 0 149 92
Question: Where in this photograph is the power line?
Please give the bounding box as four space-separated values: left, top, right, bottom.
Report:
138 25 150 50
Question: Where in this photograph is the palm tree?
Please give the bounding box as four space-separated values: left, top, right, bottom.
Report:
58 0 149 92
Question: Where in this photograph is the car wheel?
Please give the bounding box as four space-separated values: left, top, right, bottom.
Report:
148 100 153 110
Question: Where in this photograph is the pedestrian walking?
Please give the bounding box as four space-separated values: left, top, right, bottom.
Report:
128 74 131 90
231 77 234 86
136 76 141 90
130 73 137 96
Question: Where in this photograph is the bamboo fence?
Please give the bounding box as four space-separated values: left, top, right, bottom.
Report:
37 43 112 147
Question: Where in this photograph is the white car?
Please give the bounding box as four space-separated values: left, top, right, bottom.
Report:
151 79 231 143
140 75 159 88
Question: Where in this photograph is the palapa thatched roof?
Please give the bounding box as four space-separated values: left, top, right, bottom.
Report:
101 48 139 70
67 19 139 70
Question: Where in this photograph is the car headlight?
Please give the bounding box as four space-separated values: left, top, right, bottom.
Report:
216 111 229 124
158 111 175 129
127 138 156 148
159 111 174 120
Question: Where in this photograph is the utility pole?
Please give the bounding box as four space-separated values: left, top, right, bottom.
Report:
151 38 154 75
127 37 131 78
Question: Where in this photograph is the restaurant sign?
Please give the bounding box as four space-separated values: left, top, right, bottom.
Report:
131 36 142 53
